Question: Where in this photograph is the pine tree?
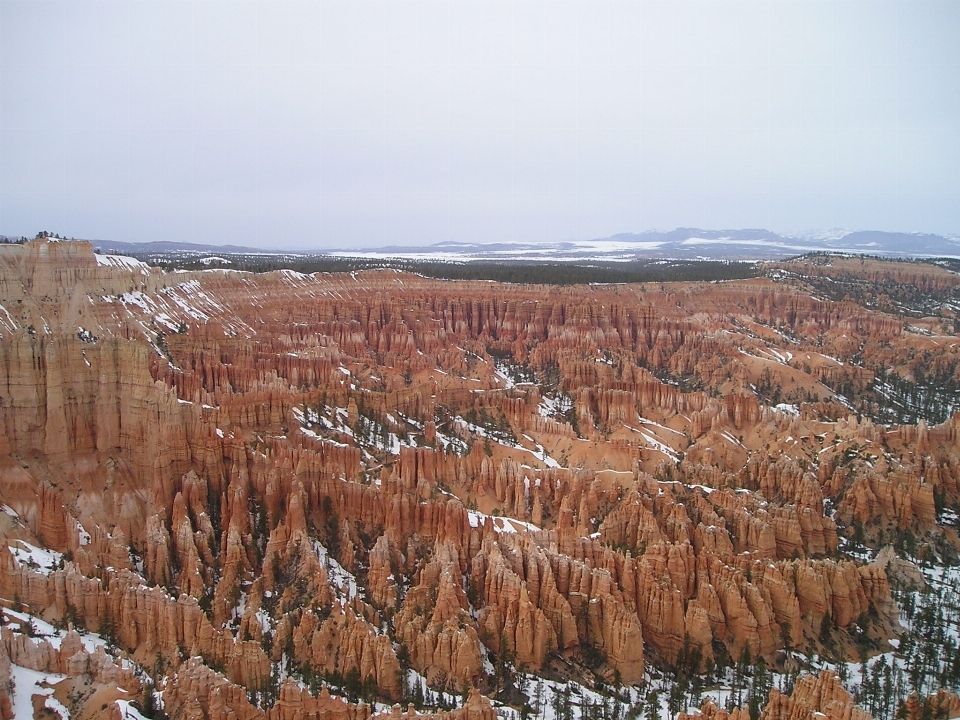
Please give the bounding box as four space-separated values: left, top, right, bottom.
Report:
645 691 659 720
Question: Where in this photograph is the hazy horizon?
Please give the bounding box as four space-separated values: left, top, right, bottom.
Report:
2 1 958 250
7 226 960 255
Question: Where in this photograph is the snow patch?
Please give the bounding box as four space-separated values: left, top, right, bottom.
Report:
8 539 62 574
11 665 68 720
96 253 148 271
467 510 540 534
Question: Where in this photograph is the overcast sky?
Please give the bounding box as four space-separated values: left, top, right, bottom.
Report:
1 1 958 250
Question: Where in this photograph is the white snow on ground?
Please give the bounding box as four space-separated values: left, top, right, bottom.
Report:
280 268 313 282
116 699 152 720
467 510 540 534
514 674 646 720
538 447 562 468
658 479 717 495
775 403 800 415
404 669 461 710
637 416 686 436
640 431 680 462
522 434 563 468
95 253 148 271
0 303 17 331
295 405 425 456
537 393 572 419
48 693 71 719
455 417 564 468
255 607 273 634
433 427 471 455
119 291 158 314
740 346 796 366
295 422 345 448
11 664 68 719
626 423 684 462
761 347 794 363
721 431 745 448
8 539 62 574
313 539 359 602
3 607 111 654
153 312 180 331
493 366 516 388
160 280 226 321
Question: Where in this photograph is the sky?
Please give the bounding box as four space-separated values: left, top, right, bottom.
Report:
1 1 958 251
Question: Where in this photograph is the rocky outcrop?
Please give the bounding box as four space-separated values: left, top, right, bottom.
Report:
1 238 938 713
395 541 483 689
902 689 960 720
291 601 402 700
679 671 872 720
761 671 872 720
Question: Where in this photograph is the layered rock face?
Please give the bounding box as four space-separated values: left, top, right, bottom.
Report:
3 239 959 719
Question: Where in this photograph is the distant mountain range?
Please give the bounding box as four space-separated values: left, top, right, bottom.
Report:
7 229 960 262
88 239 271 255
326 229 960 262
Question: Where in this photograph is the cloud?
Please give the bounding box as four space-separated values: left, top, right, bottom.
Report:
1 0 958 249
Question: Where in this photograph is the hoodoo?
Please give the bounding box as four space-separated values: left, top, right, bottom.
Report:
0 240 957 720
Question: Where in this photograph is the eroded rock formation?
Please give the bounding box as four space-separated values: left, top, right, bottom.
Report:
3 239 958 719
